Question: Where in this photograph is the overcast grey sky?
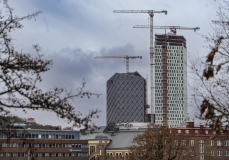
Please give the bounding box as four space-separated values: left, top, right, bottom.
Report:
6 0 221 128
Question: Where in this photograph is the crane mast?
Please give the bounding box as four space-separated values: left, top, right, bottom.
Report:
114 10 167 124
95 55 142 73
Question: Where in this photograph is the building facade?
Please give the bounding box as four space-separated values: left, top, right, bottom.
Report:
82 122 229 160
106 72 147 125
0 118 89 159
154 34 188 127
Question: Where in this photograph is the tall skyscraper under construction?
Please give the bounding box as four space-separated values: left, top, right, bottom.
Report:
154 33 187 128
106 72 147 125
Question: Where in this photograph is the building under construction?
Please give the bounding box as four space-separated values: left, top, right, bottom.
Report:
154 33 187 128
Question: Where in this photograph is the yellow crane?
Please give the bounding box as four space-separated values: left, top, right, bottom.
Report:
95 55 142 73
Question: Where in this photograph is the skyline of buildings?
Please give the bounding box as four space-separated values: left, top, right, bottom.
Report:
105 33 188 128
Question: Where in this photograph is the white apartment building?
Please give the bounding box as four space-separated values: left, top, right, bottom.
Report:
154 33 187 128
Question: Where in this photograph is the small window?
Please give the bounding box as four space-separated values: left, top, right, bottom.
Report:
217 151 222 156
195 130 199 134
178 130 181 133
199 140 204 143
210 151 214 156
225 140 229 146
210 140 214 146
217 140 222 146
200 154 204 160
189 140 194 146
226 151 229 156
205 130 208 134
182 140 186 146
185 130 189 134
174 140 178 146
89 146 95 155
200 148 204 153
199 144 204 148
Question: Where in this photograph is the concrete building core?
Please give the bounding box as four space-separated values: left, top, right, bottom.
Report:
154 33 187 127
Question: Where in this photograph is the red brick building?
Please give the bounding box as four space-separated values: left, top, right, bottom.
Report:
173 122 229 160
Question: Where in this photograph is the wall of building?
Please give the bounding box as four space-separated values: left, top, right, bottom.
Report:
174 122 229 160
0 129 89 159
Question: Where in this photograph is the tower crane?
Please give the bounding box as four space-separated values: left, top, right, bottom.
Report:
113 10 167 124
212 20 228 24
95 55 142 73
134 25 200 126
133 25 200 35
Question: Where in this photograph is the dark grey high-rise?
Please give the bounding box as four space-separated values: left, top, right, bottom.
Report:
106 72 147 125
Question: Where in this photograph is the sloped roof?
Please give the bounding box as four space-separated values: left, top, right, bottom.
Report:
80 133 113 140
106 131 143 149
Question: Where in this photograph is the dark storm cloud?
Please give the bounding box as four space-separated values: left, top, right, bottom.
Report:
40 43 147 90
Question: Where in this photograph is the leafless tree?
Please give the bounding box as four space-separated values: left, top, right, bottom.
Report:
0 0 100 129
190 1 229 133
129 124 193 160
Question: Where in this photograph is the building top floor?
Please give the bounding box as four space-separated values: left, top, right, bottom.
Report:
173 121 229 136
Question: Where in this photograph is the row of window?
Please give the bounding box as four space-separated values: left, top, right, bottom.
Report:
106 153 130 160
0 134 77 140
154 82 184 86
210 151 229 156
173 139 229 147
0 143 87 148
0 152 88 158
155 62 183 67
209 140 229 146
155 117 184 122
155 55 183 60
155 45 183 50
155 49 183 54
177 129 218 135
200 151 229 157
